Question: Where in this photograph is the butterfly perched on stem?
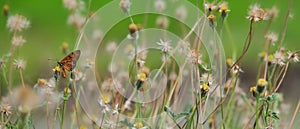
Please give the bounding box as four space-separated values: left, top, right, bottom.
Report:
53 50 81 80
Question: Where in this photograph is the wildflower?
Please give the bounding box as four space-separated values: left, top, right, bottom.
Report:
98 98 111 113
136 72 147 90
177 41 190 54
208 14 216 28
119 0 131 13
200 73 213 86
0 103 12 116
156 16 169 29
154 0 166 12
259 51 267 60
68 13 86 28
63 0 77 11
200 83 210 97
246 4 267 22
106 41 117 52
37 78 47 87
176 6 187 20
6 14 30 32
13 59 26 70
53 65 61 80
11 35 26 47
265 6 279 21
157 39 172 53
204 2 217 12
288 52 299 63
70 70 85 81
231 64 243 74
123 100 132 111
273 51 286 66
265 32 278 45
187 49 202 65
133 122 147 129
137 59 145 68
112 104 119 115
226 58 233 66
12 86 42 113
61 42 69 54
0 57 6 68
265 54 275 65
250 86 258 97
257 78 267 93
3 4 9 16
218 2 230 18
128 23 138 39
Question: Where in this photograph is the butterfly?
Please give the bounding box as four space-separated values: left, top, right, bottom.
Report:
53 50 81 80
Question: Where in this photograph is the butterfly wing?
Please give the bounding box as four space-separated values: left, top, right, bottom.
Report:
59 50 81 71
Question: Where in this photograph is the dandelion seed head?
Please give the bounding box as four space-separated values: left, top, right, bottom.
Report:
7 14 30 32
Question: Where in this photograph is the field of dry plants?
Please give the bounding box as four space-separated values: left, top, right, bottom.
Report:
0 0 299 129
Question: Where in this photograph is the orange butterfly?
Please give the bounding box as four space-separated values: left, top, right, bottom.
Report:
53 50 81 80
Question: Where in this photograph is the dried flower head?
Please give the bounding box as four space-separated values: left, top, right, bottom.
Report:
176 6 187 20
204 2 217 12
246 4 267 22
231 64 243 74
13 58 26 70
0 103 12 116
288 52 299 63
157 39 172 53
63 0 78 11
68 13 86 28
11 35 26 47
119 0 131 13
7 14 30 32
265 6 279 21
154 0 166 12
265 32 278 45
156 16 169 29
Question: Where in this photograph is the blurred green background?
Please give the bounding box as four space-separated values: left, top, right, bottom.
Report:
0 0 299 101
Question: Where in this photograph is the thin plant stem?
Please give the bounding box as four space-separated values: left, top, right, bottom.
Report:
288 100 300 129
19 69 25 88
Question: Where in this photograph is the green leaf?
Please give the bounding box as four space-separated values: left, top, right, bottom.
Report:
120 118 134 127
